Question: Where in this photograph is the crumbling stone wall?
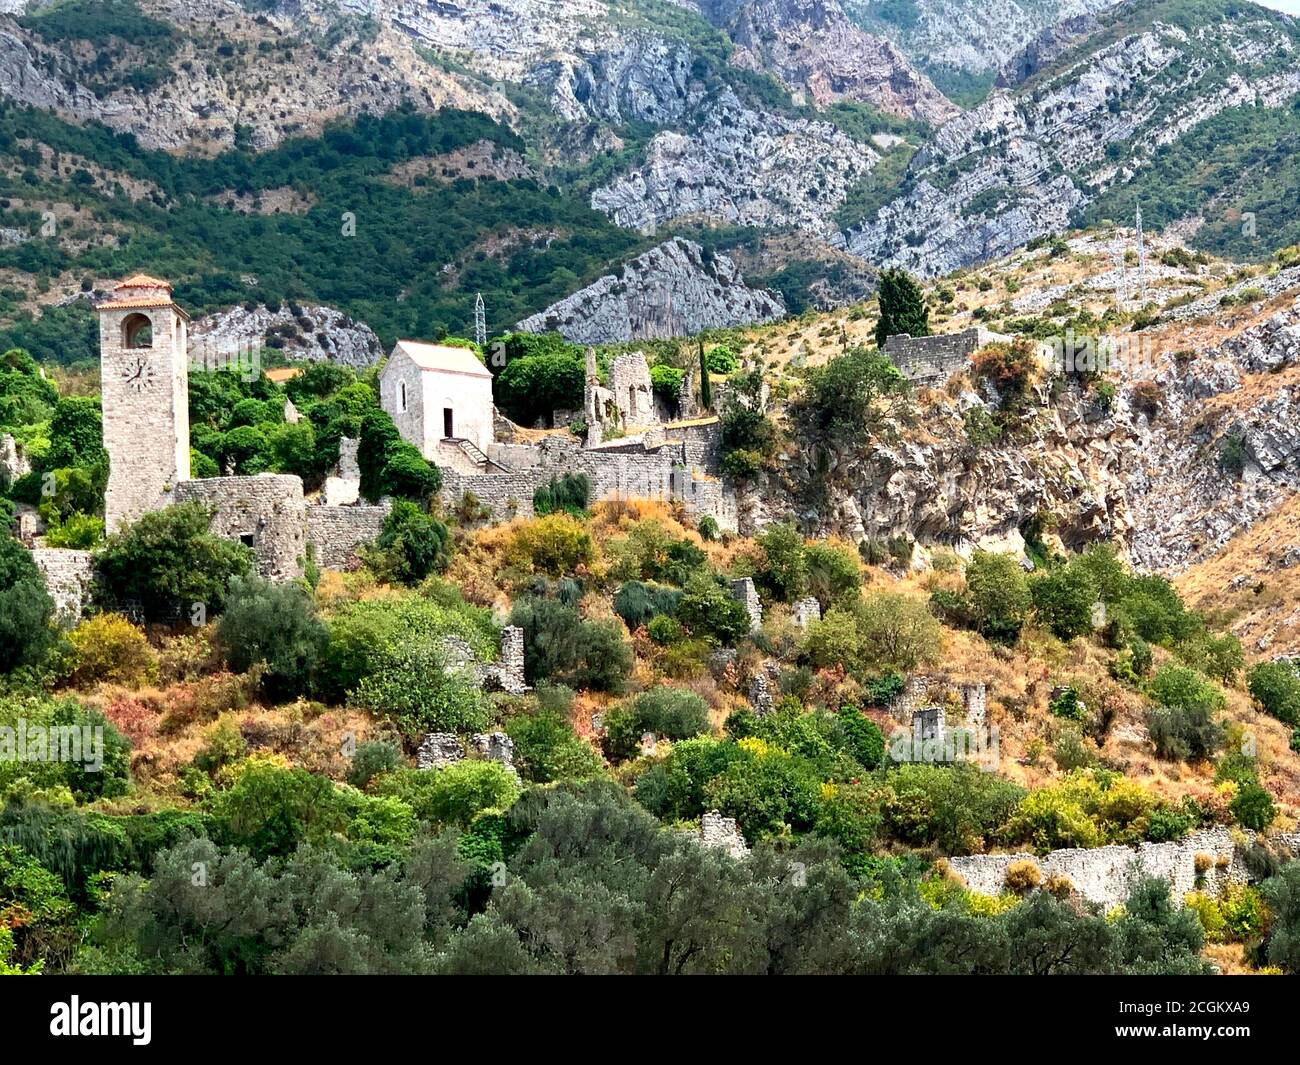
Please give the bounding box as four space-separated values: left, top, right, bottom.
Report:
699 811 749 860
730 577 762 632
961 682 988 729
175 474 305 581
306 504 388 569
791 596 821 629
947 828 1246 909
323 437 361 506
31 548 95 622
437 625 529 695
884 327 1005 387
0 432 30 487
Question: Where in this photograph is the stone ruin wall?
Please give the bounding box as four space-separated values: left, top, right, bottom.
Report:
305 503 390 569
884 327 1003 386
947 827 1247 909
30 548 95 621
441 424 736 531
175 475 306 581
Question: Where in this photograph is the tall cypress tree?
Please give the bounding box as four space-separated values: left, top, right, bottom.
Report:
698 340 712 411
874 268 930 349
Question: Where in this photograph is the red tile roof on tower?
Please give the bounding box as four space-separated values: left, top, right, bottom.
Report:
115 274 172 290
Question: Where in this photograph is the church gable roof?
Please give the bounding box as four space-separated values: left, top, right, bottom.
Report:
390 340 492 379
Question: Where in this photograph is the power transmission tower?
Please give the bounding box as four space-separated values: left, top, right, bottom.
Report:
1135 202 1147 303
474 292 486 349
1113 228 1127 310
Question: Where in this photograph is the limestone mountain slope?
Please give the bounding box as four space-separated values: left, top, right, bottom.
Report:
697 0 959 122
845 0 1125 76
846 0 1300 276
516 237 785 343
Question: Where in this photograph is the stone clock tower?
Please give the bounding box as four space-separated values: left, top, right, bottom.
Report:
97 275 191 533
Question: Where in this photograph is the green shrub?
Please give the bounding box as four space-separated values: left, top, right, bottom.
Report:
634 735 745 822
346 740 403 791
602 688 711 761
1144 667 1225 761
504 514 594 577
322 588 497 698
209 757 346 861
756 523 807 602
702 744 823 842
837 706 884 769
532 473 591 517
218 575 328 700
1030 563 1099 640
68 613 157 689
612 580 681 630
646 615 683 645
505 706 603 784
0 695 131 803
350 644 490 738
1230 781 1275 831
675 573 752 645
1247 660 1300 726
94 502 252 622
0 536 55 673
510 596 632 693
1049 687 1087 722
964 551 1031 644
378 761 520 827
369 499 452 585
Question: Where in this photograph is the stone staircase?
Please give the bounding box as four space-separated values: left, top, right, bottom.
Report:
456 438 511 473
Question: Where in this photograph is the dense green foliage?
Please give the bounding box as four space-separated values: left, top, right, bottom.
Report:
0 108 642 365
94 502 253 621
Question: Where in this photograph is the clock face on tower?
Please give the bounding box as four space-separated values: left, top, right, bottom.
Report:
121 356 156 393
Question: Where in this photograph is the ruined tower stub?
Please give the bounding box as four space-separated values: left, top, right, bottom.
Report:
97 275 191 533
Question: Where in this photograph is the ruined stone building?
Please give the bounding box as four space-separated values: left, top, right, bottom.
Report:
24 275 738 624
25 276 387 616
883 326 1010 387
376 343 738 531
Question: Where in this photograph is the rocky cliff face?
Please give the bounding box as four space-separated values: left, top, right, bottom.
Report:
845 8 1300 276
844 0 1124 75
191 303 385 369
591 88 879 239
751 290 1300 577
706 0 958 123
515 237 785 343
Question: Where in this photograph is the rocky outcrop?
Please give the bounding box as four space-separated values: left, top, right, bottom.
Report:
529 32 702 127
592 88 878 239
846 13 1300 276
516 238 785 344
1125 299 1300 574
190 303 384 369
846 0 1126 76
756 292 1300 578
722 0 958 123
996 11 1106 87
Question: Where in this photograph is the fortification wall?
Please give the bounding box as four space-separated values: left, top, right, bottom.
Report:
306 504 389 569
947 827 1246 909
884 327 1004 386
176 474 305 580
32 548 95 621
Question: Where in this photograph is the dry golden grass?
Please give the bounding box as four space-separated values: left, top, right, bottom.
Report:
1177 495 1300 663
